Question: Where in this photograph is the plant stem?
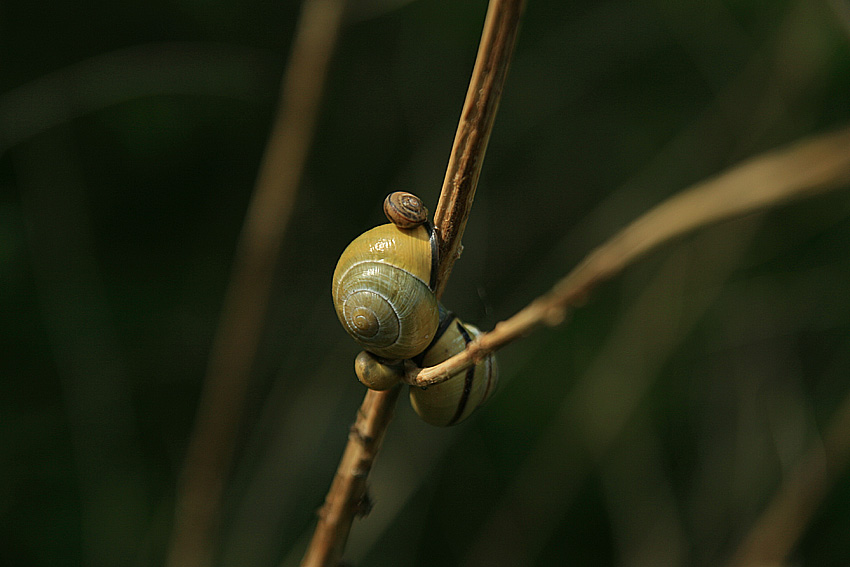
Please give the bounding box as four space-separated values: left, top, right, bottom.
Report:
433 0 527 297
298 387 401 567
408 125 850 389
300 0 525 564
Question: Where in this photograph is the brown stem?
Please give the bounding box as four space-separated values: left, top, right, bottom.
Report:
433 0 526 297
300 0 525 565
298 387 401 566
407 125 850 389
166 2 347 566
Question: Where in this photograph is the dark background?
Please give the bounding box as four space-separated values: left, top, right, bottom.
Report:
3 0 850 565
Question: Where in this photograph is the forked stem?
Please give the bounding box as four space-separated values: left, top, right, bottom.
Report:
300 0 525 565
407 125 850 390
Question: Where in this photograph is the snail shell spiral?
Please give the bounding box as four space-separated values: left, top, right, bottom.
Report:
352 305 499 426
332 222 440 360
333 192 498 426
384 191 429 228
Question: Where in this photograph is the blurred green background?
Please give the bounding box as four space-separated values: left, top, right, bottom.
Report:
4 0 850 565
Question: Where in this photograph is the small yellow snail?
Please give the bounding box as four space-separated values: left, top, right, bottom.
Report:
332 191 498 425
353 350 405 391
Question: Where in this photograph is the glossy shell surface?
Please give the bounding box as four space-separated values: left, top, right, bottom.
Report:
332 223 439 359
409 317 498 426
354 351 404 390
383 191 428 228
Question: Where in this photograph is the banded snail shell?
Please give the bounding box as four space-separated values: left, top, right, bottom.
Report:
332 222 440 360
409 307 498 426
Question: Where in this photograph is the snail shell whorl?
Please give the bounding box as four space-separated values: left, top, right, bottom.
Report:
332 223 440 360
409 310 498 427
384 191 429 228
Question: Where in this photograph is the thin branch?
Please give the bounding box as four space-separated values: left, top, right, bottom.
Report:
727 376 850 567
300 0 525 565
166 2 347 566
297 387 401 567
407 125 850 389
433 0 526 297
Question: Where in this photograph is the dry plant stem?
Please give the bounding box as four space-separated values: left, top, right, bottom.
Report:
167 2 347 566
433 0 526 297
299 387 401 566
409 125 850 388
728 386 850 567
301 0 524 565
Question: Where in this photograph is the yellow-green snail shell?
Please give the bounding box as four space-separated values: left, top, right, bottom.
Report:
332 222 440 360
333 192 497 425
354 351 404 391
408 307 498 426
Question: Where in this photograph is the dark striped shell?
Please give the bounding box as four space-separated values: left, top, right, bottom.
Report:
408 309 498 426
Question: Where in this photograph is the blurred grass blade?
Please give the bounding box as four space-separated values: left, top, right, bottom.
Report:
166 1 348 566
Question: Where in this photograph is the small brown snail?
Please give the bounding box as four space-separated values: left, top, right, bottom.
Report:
332 192 497 425
383 191 429 228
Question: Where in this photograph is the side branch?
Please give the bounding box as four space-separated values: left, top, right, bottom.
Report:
408 125 850 388
433 0 526 297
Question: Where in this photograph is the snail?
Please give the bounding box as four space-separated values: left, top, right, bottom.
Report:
331 193 439 359
332 191 498 425
352 305 499 426
408 305 498 426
